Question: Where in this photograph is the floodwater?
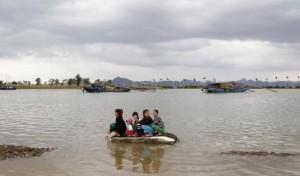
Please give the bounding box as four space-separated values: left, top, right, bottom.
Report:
0 89 299 176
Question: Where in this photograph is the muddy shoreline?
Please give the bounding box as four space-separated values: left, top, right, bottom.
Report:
221 151 300 157
0 145 54 161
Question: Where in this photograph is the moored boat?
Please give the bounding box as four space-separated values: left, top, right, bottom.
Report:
203 82 249 93
0 86 16 90
83 84 130 93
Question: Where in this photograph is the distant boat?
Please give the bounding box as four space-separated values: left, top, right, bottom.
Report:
0 86 16 90
82 84 130 93
203 82 249 93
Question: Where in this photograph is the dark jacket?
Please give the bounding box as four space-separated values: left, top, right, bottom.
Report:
114 116 126 135
141 116 153 126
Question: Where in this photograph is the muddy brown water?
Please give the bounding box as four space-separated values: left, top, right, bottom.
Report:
0 89 300 175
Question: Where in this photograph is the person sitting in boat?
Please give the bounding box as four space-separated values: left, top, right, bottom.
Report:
125 118 134 136
151 110 165 135
141 109 154 137
131 112 143 137
108 109 127 137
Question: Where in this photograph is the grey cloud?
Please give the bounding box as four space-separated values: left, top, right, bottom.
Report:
2 0 300 48
0 0 300 80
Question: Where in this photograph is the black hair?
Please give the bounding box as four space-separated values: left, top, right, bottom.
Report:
132 112 139 119
143 109 149 118
115 109 123 117
153 110 159 114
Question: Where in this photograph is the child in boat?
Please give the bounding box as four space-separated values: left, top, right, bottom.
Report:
108 109 127 137
151 110 165 135
132 112 143 137
125 118 134 136
141 109 154 136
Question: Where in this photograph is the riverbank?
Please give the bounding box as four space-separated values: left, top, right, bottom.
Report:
10 85 300 90
16 85 82 89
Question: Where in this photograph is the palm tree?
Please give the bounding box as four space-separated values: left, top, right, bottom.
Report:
298 76 299 88
255 78 258 86
266 78 268 87
275 76 278 87
286 76 289 88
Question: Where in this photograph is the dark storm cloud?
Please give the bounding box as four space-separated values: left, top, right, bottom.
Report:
2 0 300 46
0 0 300 78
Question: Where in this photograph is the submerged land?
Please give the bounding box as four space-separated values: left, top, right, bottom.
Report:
0 145 54 161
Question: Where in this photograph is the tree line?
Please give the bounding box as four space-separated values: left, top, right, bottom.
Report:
0 74 110 87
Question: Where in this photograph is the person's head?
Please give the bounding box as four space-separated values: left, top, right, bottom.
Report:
126 118 134 124
132 112 139 121
143 109 149 118
115 109 123 117
153 110 159 118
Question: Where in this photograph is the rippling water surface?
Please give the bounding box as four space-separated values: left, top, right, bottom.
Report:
0 89 299 176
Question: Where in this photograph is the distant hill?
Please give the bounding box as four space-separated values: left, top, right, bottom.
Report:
112 77 134 86
112 77 299 88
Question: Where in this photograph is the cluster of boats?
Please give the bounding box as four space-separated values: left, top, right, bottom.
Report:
82 84 130 93
0 81 250 93
0 86 16 90
82 84 157 93
82 82 251 93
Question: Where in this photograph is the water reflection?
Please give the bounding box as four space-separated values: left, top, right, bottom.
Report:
108 142 169 174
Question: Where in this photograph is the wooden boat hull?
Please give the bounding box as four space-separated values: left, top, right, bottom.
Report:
107 135 176 144
205 88 248 93
83 87 130 93
0 87 16 90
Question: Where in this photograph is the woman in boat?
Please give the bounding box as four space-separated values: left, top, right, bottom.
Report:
151 110 165 135
109 109 127 137
141 109 154 136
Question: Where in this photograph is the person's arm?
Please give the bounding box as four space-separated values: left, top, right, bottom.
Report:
156 117 164 128
145 118 153 125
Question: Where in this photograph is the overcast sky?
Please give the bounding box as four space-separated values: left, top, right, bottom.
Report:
1 0 300 82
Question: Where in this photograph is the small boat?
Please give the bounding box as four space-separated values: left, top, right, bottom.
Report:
203 82 249 93
83 84 130 93
0 86 16 90
106 132 179 145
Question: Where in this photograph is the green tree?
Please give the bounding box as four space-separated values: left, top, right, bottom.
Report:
94 79 101 84
54 79 60 85
35 78 41 85
82 78 90 85
107 80 112 86
75 74 82 86
67 78 75 85
0 80 3 85
48 79 55 85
